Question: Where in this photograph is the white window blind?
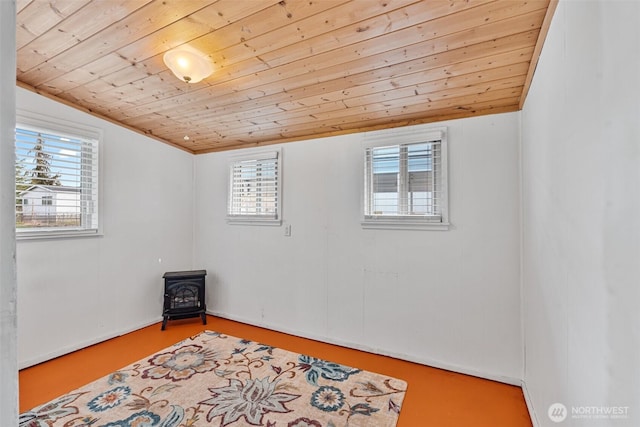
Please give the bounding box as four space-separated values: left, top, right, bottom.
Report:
363 127 448 229
228 150 281 224
15 117 100 237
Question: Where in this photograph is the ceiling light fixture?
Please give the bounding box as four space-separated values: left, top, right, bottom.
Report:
163 45 213 84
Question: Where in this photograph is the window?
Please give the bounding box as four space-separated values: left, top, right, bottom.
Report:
227 149 281 225
363 127 448 230
15 111 101 238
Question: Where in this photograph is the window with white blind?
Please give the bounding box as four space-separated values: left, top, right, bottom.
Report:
363 127 448 230
15 112 101 239
227 149 281 225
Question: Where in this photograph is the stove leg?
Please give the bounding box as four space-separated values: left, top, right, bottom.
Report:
201 313 207 325
162 317 168 330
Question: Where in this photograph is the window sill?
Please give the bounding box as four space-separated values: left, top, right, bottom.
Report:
361 218 450 231
16 229 103 241
226 217 282 226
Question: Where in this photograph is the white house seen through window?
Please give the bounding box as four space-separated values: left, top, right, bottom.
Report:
363 127 448 229
15 114 100 238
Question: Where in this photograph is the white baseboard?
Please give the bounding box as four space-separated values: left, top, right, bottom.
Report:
18 316 163 370
207 309 522 387
20 311 526 391
521 379 540 427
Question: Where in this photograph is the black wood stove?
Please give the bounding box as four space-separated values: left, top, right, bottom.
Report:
162 270 207 330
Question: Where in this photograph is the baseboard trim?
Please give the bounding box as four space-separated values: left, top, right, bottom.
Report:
18 317 162 369
207 310 522 387
521 379 540 427
20 311 526 391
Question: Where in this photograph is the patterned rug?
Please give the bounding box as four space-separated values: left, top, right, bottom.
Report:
20 330 408 427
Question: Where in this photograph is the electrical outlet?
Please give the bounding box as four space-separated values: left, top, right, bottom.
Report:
284 224 292 236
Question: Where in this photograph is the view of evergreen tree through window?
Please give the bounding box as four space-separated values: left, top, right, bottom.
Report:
15 123 99 235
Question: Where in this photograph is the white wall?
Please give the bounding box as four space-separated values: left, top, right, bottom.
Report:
0 0 18 423
521 2 640 426
194 112 522 382
16 88 195 367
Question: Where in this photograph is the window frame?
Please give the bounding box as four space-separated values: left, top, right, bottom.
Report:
362 126 449 231
15 110 103 240
226 148 282 226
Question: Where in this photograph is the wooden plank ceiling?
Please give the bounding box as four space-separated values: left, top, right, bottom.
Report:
16 0 555 154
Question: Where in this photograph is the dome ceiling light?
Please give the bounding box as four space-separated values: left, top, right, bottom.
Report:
163 45 213 84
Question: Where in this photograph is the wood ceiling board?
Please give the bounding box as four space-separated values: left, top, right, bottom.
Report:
19 0 216 85
16 0 92 50
188 0 356 64
193 101 520 154
273 48 534 111
15 0 554 153
35 0 288 95
194 20 536 115
226 97 522 144
177 68 529 135
215 0 482 70
236 75 526 134
188 86 522 139
278 49 532 111
18 0 152 73
98 0 290 83
114 0 286 61
119 29 538 133
114 22 541 124
159 87 523 145
40 53 139 95
80 0 345 92
39 0 342 96
16 0 33 14
190 5 546 98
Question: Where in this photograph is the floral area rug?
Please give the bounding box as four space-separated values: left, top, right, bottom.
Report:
20 330 407 427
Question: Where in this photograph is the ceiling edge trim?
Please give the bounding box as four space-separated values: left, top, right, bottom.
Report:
193 105 520 155
519 0 560 109
15 81 195 155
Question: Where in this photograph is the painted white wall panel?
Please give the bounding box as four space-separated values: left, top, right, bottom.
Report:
194 113 522 382
521 1 640 425
16 88 194 367
0 1 18 423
